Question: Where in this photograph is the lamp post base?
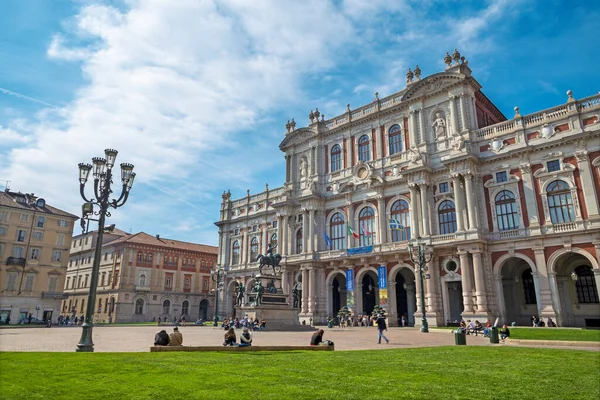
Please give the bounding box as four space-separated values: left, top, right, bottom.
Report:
76 323 95 352
213 316 218 327
420 319 429 333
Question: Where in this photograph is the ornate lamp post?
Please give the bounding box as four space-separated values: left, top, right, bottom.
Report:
211 267 225 326
76 149 135 352
408 237 433 333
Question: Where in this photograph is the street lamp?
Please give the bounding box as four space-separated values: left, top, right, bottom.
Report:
76 149 135 352
408 237 433 333
211 267 225 326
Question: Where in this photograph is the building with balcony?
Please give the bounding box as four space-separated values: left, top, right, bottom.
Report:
0 189 78 324
215 50 600 328
61 230 218 323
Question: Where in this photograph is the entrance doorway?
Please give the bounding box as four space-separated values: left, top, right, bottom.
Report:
199 299 209 321
362 274 377 315
447 281 463 323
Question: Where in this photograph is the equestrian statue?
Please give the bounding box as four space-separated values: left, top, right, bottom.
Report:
256 242 282 275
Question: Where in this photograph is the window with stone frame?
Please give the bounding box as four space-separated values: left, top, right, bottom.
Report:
331 144 342 172
24 274 35 292
184 277 191 290
37 216 45 227
390 200 411 242
329 212 346 250
358 135 370 162
358 206 376 246
182 300 189 315
162 299 170 314
270 233 278 249
438 200 457 234
232 241 240 265
495 190 519 231
388 125 403 155
296 228 303 254
547 180 576 224
521 269 537 304
574 266 599 303
48 276 58 293
139 273 146 286
5 273 17 291
250 237 259 261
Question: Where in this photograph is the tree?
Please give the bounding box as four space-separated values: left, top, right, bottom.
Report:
372 305 387 318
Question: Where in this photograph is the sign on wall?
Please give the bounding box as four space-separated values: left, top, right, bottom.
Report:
346 269 354 310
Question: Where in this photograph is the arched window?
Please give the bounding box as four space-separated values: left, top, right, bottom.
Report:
270 233 278 249
135 299 144 314
574 266 599 303
183 258 187 266
547 180 575 224
162 299 170 315
495 190 519 231
296 228 303 254
331 144 342 172
359 206 376 246
358 135 370 162
438 200 457 234
165 276 172 288
139 273 146 287
137 252 143 261
182 300 189 315
232 241 240 265
330 212 346 250
250 237 259 261
390 200 411 242
184 277 191 290
521 269 536 304
148 253 152 263
388 125 403 155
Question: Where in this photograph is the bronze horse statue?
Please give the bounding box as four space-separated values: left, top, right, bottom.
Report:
256 253 282 275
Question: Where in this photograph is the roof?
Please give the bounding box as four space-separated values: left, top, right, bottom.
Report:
0 190 79 219
105 231 218 255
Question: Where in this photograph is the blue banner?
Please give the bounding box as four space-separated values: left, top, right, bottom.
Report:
378 265 387 289
346 269 354 291
347 246 373 256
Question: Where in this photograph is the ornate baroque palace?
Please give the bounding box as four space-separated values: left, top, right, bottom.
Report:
215 50 600 328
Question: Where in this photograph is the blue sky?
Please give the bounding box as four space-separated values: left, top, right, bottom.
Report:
1 0 598 246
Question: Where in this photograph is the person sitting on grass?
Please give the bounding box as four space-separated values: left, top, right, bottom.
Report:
500 325 510 342
223 327 237 346
239 327 253 347
154 329 170 346
169 327 183 346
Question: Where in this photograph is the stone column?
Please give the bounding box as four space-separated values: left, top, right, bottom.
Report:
242 229 249 265
533 248 559 320
262 224 269 254
276 216 283 255
452 174 465 232
287 216 294 256
459 95 467 132
519 164 540 228
408 110 418 147
449 96 459 134
471 250 488 313
575 151 600 218
308 266 315 314
375 126 383 160
302 210 308 253
377 196 386 244
347 202 355 248
458 250 473 313
409 184 421 238
419 184 430 236
345 137 352 169
464 173 478 230
418 109 426 144
301 267 309 314
308 209 315 253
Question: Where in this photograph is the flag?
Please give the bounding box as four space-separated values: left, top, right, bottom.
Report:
347 225 359 239
361 224 371 237
389 219 405 230
324 232 332 248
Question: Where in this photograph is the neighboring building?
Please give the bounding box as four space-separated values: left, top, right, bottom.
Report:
215 49 600 328
0 190 78 324
61 231 218 323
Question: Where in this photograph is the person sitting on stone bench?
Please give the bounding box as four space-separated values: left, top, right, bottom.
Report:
223 327 237 346
472 320 483 336
154 329 170 346
169 327 183 346
310 329 334 347
500 325 511 342
239 327 253 347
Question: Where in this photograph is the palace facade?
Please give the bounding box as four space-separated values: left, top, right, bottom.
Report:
215 50 600 328
62 230 218 323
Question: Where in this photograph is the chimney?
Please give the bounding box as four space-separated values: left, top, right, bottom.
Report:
156 234 160 240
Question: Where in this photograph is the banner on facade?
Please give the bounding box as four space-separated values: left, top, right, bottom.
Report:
378 265 387 289
346 269 354 310
347 291 355 310
347 246 373 255
379 288 388 309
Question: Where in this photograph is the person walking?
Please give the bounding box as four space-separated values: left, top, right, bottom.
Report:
376 314 389 344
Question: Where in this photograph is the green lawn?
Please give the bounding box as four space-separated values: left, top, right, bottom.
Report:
1 348 599 400
434 327 600 342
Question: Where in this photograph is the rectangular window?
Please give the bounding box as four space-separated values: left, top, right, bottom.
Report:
547 160 560 172
272 220 278 228
19 213 29 222
37 216 45 227
496 171 508 183
48 277 58 293
52 250 62 262
253 225 258 232
58 220 68 227
30 248 40 260
56 234 65 247
32 231 43 240
439 182 449 193
24 275 34 292
85 237 89 245
12 246 24 258
16 229 26 242
0 226 6 235
0 244 4 257
297 214 303 222
81 299 85 313
234 228 240 236
0 211 8 221
5 273 17 291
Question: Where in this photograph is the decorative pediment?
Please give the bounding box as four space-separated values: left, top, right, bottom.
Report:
401 73 464 101
279 128 317 149
6 267 21 273
48 270 62 276
24 268 39 274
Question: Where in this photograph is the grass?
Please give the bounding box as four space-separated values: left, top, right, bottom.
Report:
1 347 599 400
434 327 600 342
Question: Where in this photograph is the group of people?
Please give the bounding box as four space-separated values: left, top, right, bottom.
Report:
153 327 183 346
223 327 253 347
532 315 557 327
57 315 85 327
221 316 265 331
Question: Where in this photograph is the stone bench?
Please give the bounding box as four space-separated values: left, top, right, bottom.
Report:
150 345 334 352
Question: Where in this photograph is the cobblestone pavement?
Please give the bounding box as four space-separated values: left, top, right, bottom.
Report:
0 326 597 352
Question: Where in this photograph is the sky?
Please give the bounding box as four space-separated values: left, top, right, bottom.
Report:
0 0 598 246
